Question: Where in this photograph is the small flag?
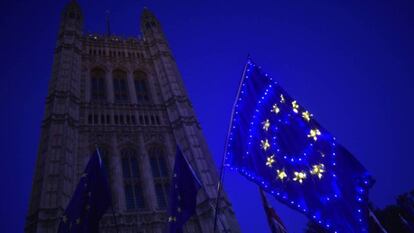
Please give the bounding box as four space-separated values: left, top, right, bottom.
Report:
259 188 288 233
168 147 202 233
225 58 374 232
57 149 111 233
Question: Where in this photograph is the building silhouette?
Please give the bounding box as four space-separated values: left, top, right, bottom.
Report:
25 1 240 232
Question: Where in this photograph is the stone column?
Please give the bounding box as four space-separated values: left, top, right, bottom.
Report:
127 71 137 104
105 68 114 103
110 134 125 212
138 134 157 211
86 68 91 102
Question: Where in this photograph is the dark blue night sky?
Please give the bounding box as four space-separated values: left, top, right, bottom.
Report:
1 0 414 232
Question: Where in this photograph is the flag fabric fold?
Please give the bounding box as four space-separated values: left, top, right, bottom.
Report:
225 59 374 233
57 149 111 233
168 147 202 233
259 188 288 233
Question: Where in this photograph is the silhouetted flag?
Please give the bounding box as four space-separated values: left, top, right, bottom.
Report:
168 147 202 233
259 188 288 233
225 59 374 233
57 149 111 233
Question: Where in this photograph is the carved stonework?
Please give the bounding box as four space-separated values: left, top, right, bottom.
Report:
143 131 165 144
117 133 139 145
25 3 240 233
89 132 112 145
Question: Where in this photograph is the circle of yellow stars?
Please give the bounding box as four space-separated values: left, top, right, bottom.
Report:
260 94 326 184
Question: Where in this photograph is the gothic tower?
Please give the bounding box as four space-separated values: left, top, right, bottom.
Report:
25 2 240 233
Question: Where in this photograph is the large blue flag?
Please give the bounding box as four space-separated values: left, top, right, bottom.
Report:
57 149 111 233
225 59 374 233
168 147 202 233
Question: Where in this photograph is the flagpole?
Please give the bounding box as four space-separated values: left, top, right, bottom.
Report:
369 208 388 233
213 56 251 233
180 145 227 232
95 145 120 233
399 214 414 232
110 206 120 233
209 202 228 233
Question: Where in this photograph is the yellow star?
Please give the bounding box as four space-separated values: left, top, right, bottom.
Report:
302 111 312 122
293 171 307 183
168 216 177 222
76 218 81 224
292 100 299 113
265 155 276 167
276 169 287 181
280 94 285 103
307 129 321 141
271 104 280 114
262 119 271 131
62 215 68 223
260 139 270 151
310 164 325 179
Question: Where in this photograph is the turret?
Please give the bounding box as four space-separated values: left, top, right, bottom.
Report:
59 0 83 36
25 2 83 232
48 0 83 94
139 8 240 232
140 7 164 41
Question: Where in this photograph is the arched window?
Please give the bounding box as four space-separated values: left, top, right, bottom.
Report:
113 69 129 103
121 148 145 210
133 71 150 104
149 147 169 209
90 68 107 102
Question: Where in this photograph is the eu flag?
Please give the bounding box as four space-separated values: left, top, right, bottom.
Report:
57 149 111 233
225 59 374 233
168 147 202 233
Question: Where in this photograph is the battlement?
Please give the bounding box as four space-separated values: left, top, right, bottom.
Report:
81 34 146 60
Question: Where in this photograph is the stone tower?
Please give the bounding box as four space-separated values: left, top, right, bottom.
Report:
25 2 240 233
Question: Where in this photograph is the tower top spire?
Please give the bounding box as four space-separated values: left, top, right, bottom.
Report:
140 7 162 36
59 0 83 34
62 0 82 20
141 7 157 21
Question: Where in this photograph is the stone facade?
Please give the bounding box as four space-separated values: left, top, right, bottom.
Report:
25 2 240 233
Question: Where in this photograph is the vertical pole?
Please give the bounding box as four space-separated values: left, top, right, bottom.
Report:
399 214 414 232
213 57 250 233
369 208 388 233
105 10 111 36
110 206 120 233
95 145 120 233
